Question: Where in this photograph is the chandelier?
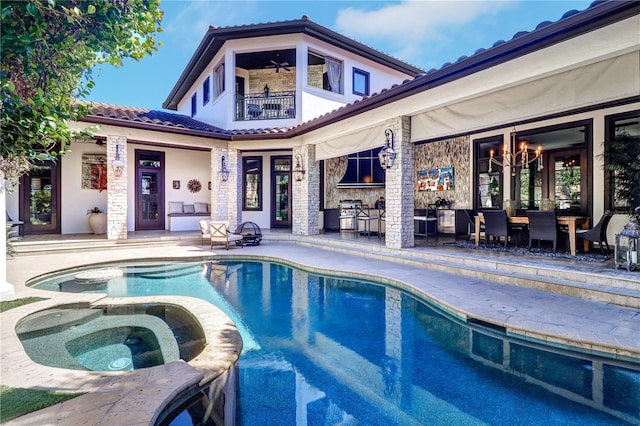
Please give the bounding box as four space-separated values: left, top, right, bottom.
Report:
489 128 543 174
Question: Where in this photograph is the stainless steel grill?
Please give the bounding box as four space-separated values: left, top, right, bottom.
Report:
339 199 362 231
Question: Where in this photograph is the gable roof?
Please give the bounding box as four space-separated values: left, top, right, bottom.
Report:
162 16 425 110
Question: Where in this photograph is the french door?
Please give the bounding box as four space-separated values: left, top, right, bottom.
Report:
19 160 61 234
271 156 292 228
135 150 165 230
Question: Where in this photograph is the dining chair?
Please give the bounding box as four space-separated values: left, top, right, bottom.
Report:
526 210 559 252
462 209 484 243
572 211 613 255
482 210 511 247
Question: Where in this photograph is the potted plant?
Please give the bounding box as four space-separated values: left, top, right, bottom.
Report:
87 207 107 234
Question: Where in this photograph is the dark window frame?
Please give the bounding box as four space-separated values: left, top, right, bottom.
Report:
337 149 385 188
243 156 262 211
604 110 640 213
473 135 504 211
352 68 370 96
190 93 197 117
203 77 210 106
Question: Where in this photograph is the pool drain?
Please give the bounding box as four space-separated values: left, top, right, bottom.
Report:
108 357 132 370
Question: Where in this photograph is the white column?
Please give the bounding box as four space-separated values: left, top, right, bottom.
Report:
292 145 320 236
211 147 242 230
0 172 16 300
107 135 127 240
385 116 414 248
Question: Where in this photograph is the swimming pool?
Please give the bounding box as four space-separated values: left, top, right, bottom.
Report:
33 261 639 425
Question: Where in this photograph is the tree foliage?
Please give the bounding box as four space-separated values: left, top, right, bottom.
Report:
1 0 163 178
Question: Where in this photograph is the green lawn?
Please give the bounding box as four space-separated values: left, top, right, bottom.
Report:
0 296 47 313
1 297 83 421
0 386 83 422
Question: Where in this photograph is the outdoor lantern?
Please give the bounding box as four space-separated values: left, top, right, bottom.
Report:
378 128 397 169
293 153 306 181
112 144 124 176
220 155 230 181
615 217 640 272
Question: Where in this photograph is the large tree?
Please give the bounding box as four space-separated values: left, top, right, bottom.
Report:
1 0 163 178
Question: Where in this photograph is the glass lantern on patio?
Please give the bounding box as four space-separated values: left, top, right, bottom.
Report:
614 217 639 272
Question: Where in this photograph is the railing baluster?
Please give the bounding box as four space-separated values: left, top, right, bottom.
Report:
237 91 295 121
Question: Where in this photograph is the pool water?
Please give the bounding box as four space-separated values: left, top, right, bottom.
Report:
34 261 639 425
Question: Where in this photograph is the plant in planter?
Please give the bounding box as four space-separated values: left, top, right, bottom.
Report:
86 207 107 235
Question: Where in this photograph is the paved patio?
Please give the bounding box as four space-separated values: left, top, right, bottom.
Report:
2 230 639 424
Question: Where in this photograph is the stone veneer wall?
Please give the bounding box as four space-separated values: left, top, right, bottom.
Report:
107 135 127 240
414 135 471 210
292 146 320 235
248 68 296 94
324 157 385 209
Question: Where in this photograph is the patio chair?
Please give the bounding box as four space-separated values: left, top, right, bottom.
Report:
483 210 512 247
462 209 484 243
6 212 24 238
571 210 613 255
209 221 244 250
199 219 211 245
526 210 559 252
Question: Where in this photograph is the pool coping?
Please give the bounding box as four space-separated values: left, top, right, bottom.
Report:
1 294 242 425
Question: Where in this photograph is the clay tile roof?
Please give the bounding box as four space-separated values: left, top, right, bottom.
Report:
84 102 229 136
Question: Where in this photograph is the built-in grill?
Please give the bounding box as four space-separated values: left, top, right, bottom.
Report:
339 199 362 231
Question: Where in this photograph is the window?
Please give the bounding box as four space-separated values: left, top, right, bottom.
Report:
307 51 343 94
474 136 503 210
203 77 210 105
243 157 262 210
604 111 640 212
190 93 197 117
353 68 369 96
213 63 225 98
338 149 385 187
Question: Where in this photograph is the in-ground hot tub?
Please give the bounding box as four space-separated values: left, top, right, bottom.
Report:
16 302 206 371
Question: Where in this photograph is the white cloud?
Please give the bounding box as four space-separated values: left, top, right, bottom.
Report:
334 0 512 67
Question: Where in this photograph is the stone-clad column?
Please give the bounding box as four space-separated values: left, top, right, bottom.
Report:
107 135 127 240
384 116 414 249
210 147 241 230
292 145 320 236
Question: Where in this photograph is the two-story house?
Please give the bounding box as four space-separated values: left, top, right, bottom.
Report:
4 2 639 251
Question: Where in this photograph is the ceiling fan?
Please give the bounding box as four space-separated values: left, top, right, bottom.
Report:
267 60 291 73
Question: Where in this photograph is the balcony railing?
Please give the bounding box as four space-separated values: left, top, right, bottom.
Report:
236 91 296 121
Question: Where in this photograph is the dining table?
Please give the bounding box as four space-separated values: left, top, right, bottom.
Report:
474 213 590 256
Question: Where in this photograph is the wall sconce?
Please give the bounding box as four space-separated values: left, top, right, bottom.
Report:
220 155 230 181
112 144 124 176
378 128 397 169
293 153 306 182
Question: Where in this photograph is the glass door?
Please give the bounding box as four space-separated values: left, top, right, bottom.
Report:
20 160 60 234
135 150 165 230
271 156 291 228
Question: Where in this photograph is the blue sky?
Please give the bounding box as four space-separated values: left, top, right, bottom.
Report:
86 0 594 111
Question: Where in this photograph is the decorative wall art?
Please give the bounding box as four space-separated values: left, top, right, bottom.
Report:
81 154 107 192
172 180 180 190
187 179 202 193
417 167 455 191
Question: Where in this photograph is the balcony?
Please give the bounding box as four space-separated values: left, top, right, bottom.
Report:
236 91 296 121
